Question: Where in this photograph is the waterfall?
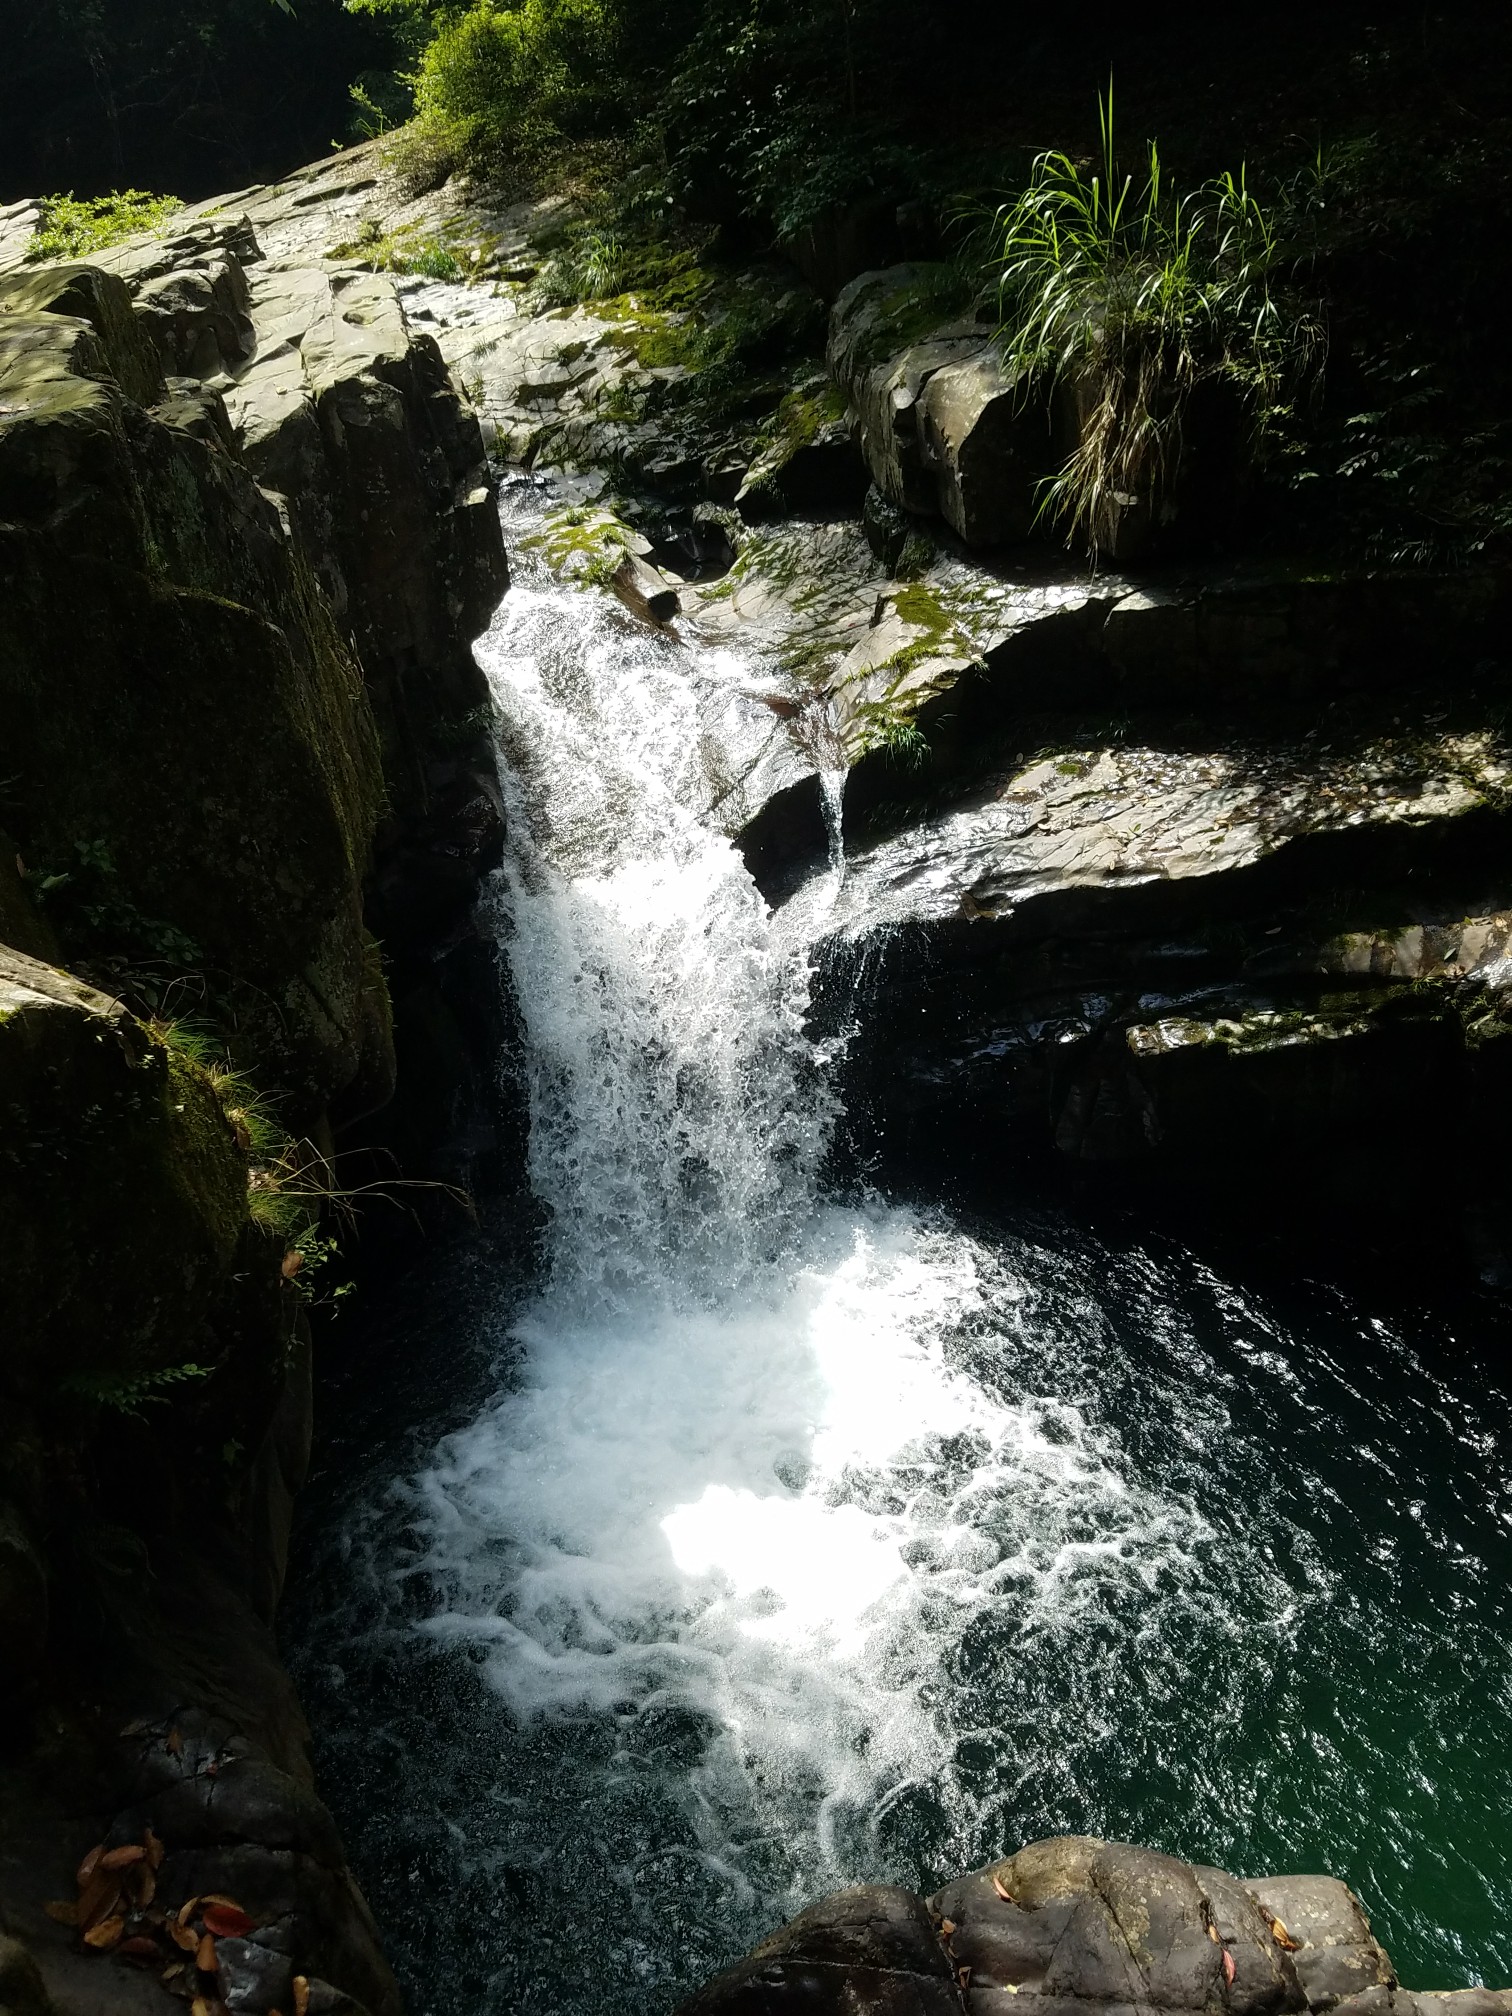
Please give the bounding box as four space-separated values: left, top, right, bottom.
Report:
819 766 848 882
410 485 1244 1941
339 480 1512 2014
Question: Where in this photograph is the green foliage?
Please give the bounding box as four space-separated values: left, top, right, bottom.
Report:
329 214 465 276
409 0 619 170
61 1361 211 1420
985 87 1320 557
26 189 181 263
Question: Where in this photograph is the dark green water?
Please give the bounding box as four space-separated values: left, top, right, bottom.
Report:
288 1207 1512 2016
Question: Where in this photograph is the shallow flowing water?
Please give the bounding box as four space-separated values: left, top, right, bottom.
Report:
289 487 1512 2016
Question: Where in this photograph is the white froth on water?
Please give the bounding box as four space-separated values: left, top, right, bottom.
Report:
409 482 1221 1904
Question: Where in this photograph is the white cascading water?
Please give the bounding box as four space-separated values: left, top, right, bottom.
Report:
407 485 1247 1920
295 481 1512 2016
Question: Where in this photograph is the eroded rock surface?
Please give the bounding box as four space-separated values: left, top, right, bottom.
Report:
674 1838 1449 2016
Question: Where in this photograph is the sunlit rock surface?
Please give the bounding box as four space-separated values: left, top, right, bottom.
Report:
675 1836 1485 2016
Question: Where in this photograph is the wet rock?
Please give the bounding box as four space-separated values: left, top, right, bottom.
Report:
673 1884 957 2015
1246 1877 1394 2011
613 549 682 623
679 1844 1480 2016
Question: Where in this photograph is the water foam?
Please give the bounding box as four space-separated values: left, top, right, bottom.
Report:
408 484 1232 1923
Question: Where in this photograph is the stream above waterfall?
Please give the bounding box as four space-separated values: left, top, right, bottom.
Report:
286 487 1512 2016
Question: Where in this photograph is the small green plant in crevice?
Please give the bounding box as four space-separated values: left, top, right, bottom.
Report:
984 85 1321 558
329 215 466 280
861 712 929 768
26 189 182 263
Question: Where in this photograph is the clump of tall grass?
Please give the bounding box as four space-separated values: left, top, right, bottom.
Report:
985 88 1320 558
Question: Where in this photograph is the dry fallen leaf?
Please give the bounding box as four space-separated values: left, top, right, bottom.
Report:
76 1843 105 1887
131 1863 158 1908
43 1900 79 1926
1207 1924 1220 1944
78 1874 124 1933
1222 1949 1237 1986
144 1825 166 1871
1271 1917 1301 1952
939 1918 956 1936
101 1844 146 1872
200 1894 241 1910
192 2000 218 2016
170 1921 200 1953
203 1904 253 1938
196 1932 217 1972
83 1914 126 1951
166 1726 184 1757
992 1872 1015 1902
163 1962 186 1981
281 1250 305 1278
178 1898 202 1927
293 1975 311 2016
958 1966 973 1991
121 1935 161 1961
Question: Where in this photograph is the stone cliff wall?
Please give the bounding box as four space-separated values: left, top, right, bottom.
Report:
0 203 508 2016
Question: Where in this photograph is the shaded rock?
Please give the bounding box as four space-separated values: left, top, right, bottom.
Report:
98 220 258 378
674 1885 956 2016
0 947 246 1384
0 1935 53 2016
0 1502 47 1707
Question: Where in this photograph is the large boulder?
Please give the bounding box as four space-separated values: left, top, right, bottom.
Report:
675 1840 1417 2016
827 264 1054 547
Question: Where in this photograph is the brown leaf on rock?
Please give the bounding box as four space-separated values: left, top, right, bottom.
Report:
178 1898 202 1926
163 1962 185 1981
992 1872 1014 1902
166 1726 184 1757
78 1873 124 1932
83 1914 126 1950
131 1862 158 1907
293 1976 310 2016
170 1922 200 1953
43 1900 79 1926
75 1843 105 1887
191 2000 220 2016
101 1844 146 1871
1222 1949 1237 1986
939 1919 956 1936
201 1894 241 1909
1271 1918 1301 1952
1207 1924 1221 1944
144 1825 166 1871
958 1966 973 1991
281 1250 304 1278
203 1904 253 1938
196 1932 217 1972
121 1935 162 1961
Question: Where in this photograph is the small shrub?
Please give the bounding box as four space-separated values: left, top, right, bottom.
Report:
26 190 181 263
411 0 620 172
985 87 1320 557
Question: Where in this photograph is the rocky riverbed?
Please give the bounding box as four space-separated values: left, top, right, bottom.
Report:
3 131 1512 2016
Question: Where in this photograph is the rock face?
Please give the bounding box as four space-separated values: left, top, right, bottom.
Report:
675 1836 1489 2016
827 264 1055 547
0 188 509 2014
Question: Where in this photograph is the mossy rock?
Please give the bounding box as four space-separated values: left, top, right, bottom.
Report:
0 947 247 1389
0 280 386 1113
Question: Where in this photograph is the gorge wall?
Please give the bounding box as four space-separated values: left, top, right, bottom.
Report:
0 195 507 2016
